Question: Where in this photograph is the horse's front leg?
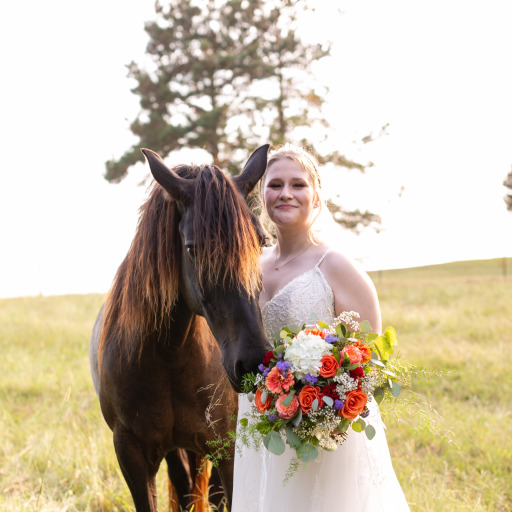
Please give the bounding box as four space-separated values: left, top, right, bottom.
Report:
113 427 162 512
216 455 234 510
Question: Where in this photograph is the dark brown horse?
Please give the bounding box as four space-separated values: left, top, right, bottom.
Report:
90 145 270 511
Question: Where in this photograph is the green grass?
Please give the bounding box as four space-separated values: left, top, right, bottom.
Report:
0 257 511 511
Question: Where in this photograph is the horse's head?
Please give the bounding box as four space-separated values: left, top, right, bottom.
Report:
141 145 270 391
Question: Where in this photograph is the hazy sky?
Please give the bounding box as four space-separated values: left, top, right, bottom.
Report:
1 0 512 298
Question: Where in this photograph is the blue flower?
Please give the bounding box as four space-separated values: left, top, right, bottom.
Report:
325 334 338 344
276 360 291 372
304 373 318 385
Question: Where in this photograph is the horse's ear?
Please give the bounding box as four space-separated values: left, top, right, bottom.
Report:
141 148 193 202
232 144 270 198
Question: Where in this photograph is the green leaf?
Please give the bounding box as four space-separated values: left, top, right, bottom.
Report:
336 323 347 338
317 320 329 329
289 324 302 335
281 390 295 407
373 387 385 404
337 418 349 432
240 418 248 428
381 369 397 378
264 431 285 455
366 333 379 341
274 344 286 355
390 381 402 398
365 424 376 440
285 426 302 449
333 346 341 364
291 409 303 428
370 358 385 368
322 395 334 407
297 443 318 462
359 320 372 333
352 421 363 433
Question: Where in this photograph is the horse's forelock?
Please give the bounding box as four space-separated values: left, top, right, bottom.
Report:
192 165 261 297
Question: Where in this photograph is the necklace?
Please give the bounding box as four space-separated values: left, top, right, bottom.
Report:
274 243 312 271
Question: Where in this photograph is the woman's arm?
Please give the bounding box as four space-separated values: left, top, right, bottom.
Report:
321 249 382 334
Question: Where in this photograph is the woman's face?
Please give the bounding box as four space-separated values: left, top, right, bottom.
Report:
263 158 318 230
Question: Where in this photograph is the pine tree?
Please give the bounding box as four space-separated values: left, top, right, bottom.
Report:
105 0 380 232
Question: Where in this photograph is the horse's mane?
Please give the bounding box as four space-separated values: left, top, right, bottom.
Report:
99 164 262 364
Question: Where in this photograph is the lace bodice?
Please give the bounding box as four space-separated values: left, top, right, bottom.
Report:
261 251 334 341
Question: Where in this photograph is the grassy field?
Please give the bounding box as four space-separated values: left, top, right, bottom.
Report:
0 258 511 511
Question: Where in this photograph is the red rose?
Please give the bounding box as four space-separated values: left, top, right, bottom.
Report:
350 366 365 379
262 350 274 366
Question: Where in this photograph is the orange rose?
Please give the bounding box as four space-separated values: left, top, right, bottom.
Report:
319 354 340 378
276 393 300 419
340 389 367 420
356 342 372 364
298 385 323 413
255 388 272 412
304 328 326 339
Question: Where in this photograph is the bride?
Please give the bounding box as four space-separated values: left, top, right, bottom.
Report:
231 145 410 511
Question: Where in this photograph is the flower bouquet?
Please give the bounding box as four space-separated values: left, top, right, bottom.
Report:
239 312 404 464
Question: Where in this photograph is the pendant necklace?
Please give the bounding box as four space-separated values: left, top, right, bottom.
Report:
274 243 312 271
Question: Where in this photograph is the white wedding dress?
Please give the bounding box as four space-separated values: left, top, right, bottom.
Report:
232 252 410 512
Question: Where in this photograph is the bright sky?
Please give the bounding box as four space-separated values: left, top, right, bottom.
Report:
1 0 511 298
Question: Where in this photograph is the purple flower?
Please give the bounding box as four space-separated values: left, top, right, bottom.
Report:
304 373 318 385
334 399 344 410
325 334 338 344
262 368 270 377
360 408 370 418
268 414 277 422
258 364 267 373
276 360 291 372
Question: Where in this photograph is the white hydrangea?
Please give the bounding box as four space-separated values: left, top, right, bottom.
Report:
283 331 332 379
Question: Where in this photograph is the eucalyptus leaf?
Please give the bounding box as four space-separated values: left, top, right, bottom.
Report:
359 320 372 333
297 443 318 462
336 323 347 338
285 426 302 449
260 390 267 404
291 409 303 428
356 418 366 429
352 421 363 433
370 358 386 368
322 395 334 407
337 418 349 432
365 424 376 440
264 431 285 455
317 320 329 329
289 324 302 335
390 381 402 398
373 387 385 404
247 391 254 402
312 398 319 411
281 390 295 407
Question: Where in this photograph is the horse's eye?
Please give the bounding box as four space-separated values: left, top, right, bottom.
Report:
185 244 195 257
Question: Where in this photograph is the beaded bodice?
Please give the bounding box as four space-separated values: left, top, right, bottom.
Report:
260 251 334 341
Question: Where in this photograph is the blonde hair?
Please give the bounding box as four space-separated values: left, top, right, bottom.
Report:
259 144 327 244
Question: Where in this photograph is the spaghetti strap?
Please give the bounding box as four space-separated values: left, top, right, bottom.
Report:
315 249 330 268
